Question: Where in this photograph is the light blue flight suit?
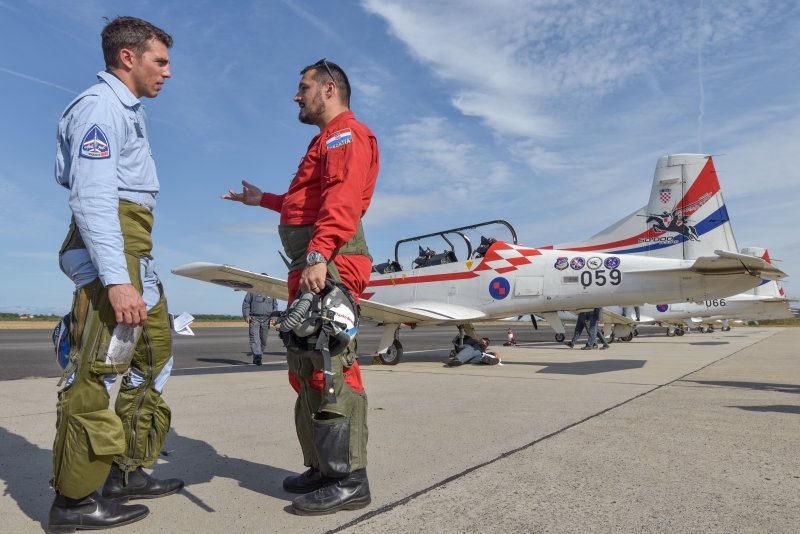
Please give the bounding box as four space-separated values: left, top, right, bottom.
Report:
52 71 174 498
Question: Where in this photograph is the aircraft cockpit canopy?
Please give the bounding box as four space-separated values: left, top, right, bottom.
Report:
375 220 517 273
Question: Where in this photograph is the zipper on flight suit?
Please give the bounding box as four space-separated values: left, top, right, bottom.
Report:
126 325 154 465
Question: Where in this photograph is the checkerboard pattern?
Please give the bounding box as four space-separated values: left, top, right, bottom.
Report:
474 243 541 274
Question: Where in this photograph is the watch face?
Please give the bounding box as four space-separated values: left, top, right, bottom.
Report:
307 252 325 265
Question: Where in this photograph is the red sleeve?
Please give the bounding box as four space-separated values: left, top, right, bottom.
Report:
260 192 285 213
308 128 373 259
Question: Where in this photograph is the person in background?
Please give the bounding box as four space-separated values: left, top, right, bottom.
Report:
446 336 501 366
585 307 610 350
565 311 591 348
242 288 278 365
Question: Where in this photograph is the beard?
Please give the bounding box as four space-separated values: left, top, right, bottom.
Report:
298 90 325 125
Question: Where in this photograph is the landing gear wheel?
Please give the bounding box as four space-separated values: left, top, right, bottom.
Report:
666 329 675 337
722 326 731 332
621 334 633 342
675 328 685 336
379 339 403 365
554 333 565 343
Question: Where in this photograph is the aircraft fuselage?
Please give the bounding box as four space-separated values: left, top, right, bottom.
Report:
364 242 764 324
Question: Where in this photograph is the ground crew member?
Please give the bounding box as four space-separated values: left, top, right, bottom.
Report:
49 16 183 532
223 58 379 515
242 289 278 365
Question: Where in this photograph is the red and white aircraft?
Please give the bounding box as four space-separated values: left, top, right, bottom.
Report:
604 249 795 338
539 154 793 340
172 156 785 364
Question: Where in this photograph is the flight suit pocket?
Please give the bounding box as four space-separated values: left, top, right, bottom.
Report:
58 409 125 497
312 410 351 478
90 321 141 376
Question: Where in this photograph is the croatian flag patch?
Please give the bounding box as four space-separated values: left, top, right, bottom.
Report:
80 125 111 159
326 128 352 150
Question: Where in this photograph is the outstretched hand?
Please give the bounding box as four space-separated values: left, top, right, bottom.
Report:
222 179 263 206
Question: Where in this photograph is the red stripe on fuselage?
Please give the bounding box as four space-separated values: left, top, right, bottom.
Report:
367 270 479 288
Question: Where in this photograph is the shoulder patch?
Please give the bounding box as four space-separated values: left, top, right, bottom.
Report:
326 128 353 150
80 124 111 159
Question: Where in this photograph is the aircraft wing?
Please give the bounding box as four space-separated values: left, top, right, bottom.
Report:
359 300 487 325
172 262 291 300
171 262 486 325
600 308 636 325
624 250 786 280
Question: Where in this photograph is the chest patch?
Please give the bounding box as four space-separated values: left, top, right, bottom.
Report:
326 128 352 150
80 124 111 159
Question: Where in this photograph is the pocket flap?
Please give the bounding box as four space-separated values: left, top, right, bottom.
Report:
71 409 125 456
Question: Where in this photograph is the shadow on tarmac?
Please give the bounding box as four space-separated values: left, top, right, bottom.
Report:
154 429 296 511
732 404 800 415
503 359 647 375
0 427 297 527
686 380 800 394
689 341 730 346
0 427 51 529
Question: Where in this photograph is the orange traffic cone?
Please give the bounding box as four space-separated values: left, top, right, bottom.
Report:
504 328 516 346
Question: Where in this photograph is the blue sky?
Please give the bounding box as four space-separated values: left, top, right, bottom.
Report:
1 0 798 316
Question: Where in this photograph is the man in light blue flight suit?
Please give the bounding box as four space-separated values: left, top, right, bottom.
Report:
48 16 183 532
242 289 278 365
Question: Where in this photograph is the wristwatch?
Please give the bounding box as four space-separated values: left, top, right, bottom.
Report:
306 251 327 266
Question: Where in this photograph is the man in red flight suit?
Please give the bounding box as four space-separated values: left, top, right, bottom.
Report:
223 59 378 515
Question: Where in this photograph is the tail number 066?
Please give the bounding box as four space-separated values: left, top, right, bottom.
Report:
581 269 622 288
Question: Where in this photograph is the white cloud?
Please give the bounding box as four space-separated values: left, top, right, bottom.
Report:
380 116 513 198
361 0 797 145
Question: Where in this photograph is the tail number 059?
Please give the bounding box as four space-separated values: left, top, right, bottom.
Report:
581 269 622 288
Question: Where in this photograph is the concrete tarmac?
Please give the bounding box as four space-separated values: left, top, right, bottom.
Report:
1 327 798 533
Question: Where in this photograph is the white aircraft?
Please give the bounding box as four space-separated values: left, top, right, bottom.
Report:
537 154 793 341
173 158 785 364
606 249 795 337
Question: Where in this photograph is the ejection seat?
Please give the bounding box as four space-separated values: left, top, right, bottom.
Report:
413 246 457 268
473 236 497 258
372 260 403 274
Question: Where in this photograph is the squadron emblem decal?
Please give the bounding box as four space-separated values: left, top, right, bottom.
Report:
569 257 585 270
554 257 569 270
80 124 111 159
488 277 510 300
604 257 621 269
587 257 602 270
656 304 669 312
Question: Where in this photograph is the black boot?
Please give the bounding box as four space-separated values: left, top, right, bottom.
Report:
282 466 335 494
291 468 371 516
47 491 148 533
102 464 184 502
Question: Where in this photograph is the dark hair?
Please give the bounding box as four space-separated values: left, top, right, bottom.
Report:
102 16 173 69
301 59 351 107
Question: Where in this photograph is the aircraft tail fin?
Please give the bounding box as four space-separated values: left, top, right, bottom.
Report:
554 154 738 259
740 248 787 298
